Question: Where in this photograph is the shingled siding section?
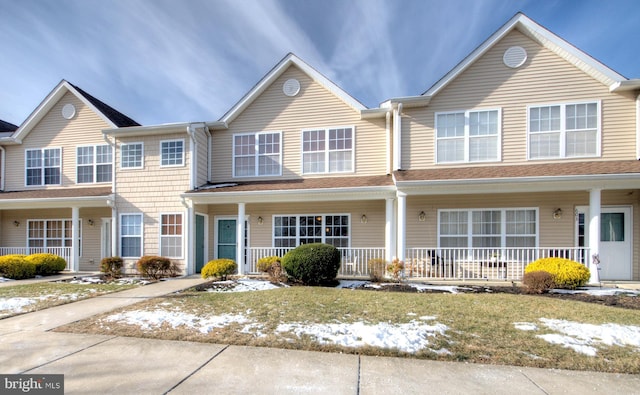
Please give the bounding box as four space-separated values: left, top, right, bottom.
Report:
115 132 191 272
402 29 637 170
4 92 114 191
211 65 387 183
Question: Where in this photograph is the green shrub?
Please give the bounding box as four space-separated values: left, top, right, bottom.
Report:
100 257 124 279
25 253 67 275
367 258 386 282
525 257 590 289
522 270 555 294
137 255 172 280
281 243 341 286
201 259 237 280
0 254 35 280
257 256 280 272
257 256 285 283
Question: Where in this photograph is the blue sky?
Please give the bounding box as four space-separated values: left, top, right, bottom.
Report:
1 0 639 126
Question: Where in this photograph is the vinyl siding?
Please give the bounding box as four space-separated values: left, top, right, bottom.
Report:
4 92 113 190
402 29 637 170
211 66 386 182
196 129 209 187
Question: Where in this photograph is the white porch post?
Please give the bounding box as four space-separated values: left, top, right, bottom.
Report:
396 192 406 261
385 198 395 262
186 204 195 275
588 188 601 284
71 207 80 272
236 203 245 275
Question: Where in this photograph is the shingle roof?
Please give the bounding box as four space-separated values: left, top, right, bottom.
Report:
0 187 112 200
0 119 18 134
191 175 395 193
70 84 140 127
394 160 640 182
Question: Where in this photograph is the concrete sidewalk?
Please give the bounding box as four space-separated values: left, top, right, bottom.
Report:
1 277 639 394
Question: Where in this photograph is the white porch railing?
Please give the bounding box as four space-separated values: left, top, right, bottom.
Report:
0 247 72 271
246 247 386 276
405 247 590 281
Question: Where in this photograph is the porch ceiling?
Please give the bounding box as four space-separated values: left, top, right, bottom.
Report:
0 187 113 209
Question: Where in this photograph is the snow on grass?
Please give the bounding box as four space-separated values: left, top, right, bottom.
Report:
104 310 250 333
203 278 284 293
0 297 35 313
514 318 640 356
337 280 462 293
550 287 640 296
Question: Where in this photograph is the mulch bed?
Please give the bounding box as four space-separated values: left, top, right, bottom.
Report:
362 283 640 310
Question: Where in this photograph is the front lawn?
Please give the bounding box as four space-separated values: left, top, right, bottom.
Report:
55 282 640 374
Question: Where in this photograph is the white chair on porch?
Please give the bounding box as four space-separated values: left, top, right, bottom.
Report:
342 254 359 275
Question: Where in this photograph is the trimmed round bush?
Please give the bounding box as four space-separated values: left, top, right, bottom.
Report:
25 253 67 275
281 243 341 285
0 254 35 280
522 270 555 294
137 255 172 280
525 257 590 289
100 257 124 278
201 259 237 280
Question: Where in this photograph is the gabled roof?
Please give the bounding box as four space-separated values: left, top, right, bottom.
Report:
219 53 367 125
422 12 632 99
0 119 18 136
7 80 139 144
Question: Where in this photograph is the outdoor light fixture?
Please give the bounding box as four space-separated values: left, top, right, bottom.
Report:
87 219 95 226
553 208 563 219
418 211 426 222
360 214 368 224
257 216 264 225
13 221 19 227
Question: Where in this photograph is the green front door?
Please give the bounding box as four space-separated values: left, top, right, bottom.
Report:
195 214 205 273
217 219 237 261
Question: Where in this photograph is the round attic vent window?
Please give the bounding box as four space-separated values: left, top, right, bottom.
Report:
503 46 527 68
283 79 301 97
62 103 76 119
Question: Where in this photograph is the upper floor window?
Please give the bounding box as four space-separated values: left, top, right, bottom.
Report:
302 127 354 174
121 142 143 169
233 132 282 177
77 145 112 183
436 109 501 163
26 148 61 186
528 101 600 159
160 139 184 167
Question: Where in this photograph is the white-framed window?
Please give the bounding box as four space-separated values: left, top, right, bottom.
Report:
233 131 282 177
160 213 183 258
435 109 501 163
273 214 350 248
77 144 112 183
27 219 81 255
302 126 354 174
528 101 600 159
160 139 184 167
438 208 537 249
25 148 62 186
121 142 144 169
120 213 143 258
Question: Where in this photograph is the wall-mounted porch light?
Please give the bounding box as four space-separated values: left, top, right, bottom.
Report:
257 216 264 225
418 211 426 222
13 221 20 227
360 214 368 224
553 208 563 220
87 219 95 226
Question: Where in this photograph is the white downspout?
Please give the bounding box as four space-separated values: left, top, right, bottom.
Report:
636 93 640 160
205 125 212 182
0 146 5 191
186 124 198 190
385 111 391 175
104 134 118 257
393 104 403 171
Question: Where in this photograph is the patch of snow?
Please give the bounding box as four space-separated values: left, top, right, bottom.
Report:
276 320 449 353
0 297 35 313
104 310 250 334
550 287 640 297
0 276 13 283
537 334 598 356
513 322 538 331
205 279 283 293
336 280 369 289
409 283 462 294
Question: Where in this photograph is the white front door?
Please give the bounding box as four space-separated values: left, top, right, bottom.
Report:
576 206 632 280
100 218 112 259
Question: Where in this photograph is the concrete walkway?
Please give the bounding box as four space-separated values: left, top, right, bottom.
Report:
0 277 639 394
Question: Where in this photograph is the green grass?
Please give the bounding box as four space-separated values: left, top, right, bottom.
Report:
0 282 139 318
56 286 640 374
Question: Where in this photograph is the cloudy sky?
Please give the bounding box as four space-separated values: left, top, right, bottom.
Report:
1 0 639 126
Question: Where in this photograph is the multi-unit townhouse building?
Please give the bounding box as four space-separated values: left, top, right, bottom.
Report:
1 13 639 282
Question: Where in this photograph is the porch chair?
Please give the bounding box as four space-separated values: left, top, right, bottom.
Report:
342 254 359 275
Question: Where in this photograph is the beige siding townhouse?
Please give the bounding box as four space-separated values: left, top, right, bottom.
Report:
389 13 640 282
0 80 140 271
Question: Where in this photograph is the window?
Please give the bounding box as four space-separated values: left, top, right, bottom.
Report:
436 109 500 163
233 132 281 177
273 214 350 248
439 208 537 249
160 214 183 258
302 127 353 173
160 140 184 167
26 148 61 186
120 214 142 258
77 145 112 183
27 219 81 254
121 143 143 169
528 101 600 159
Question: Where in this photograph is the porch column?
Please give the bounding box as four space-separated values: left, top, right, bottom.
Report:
71 206 80 272
185 204 195 275
396 192 406 261
588 189 601 284
385 198 395 262
236 203 245 275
